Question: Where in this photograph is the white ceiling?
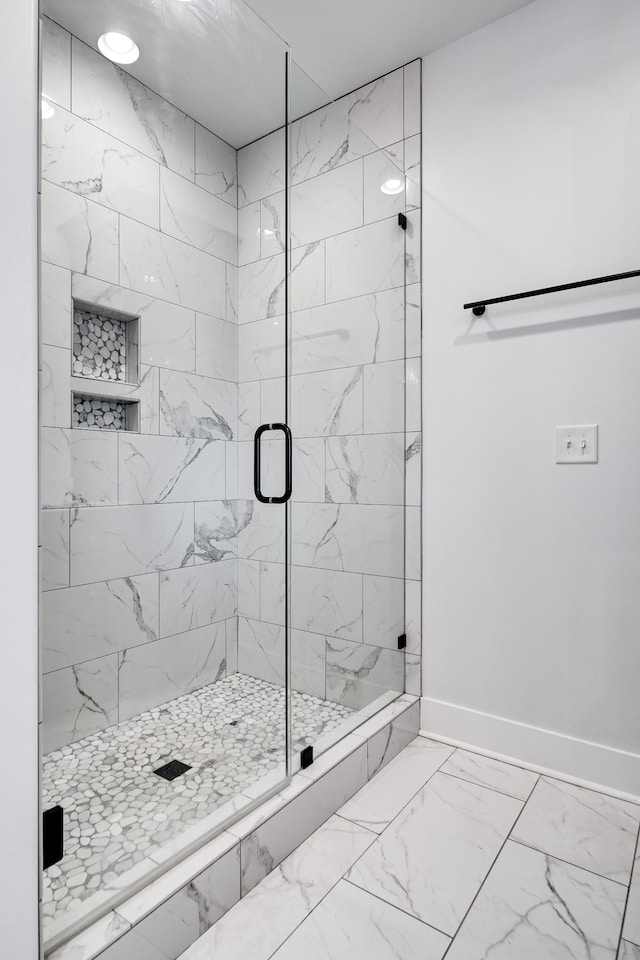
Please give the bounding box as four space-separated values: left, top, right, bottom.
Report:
45 0 535 148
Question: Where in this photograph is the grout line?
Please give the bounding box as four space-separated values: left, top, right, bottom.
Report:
617 829 640 954
508 836 631 889
342 875 453 941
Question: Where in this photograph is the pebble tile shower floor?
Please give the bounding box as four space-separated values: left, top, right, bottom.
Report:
42 674 352 934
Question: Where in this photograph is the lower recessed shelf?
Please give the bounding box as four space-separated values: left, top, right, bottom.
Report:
72 392 139 432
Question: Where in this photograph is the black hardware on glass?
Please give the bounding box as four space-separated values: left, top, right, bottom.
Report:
43 805 64 870
397 633 407 650
300 745 314 769
254 423 293 504
398 212 407 231
464 268 640 317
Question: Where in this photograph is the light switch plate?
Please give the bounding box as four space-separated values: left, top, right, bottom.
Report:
555 424 598 464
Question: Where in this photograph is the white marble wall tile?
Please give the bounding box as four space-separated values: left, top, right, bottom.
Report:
237 617 285 685
42 105 160 228
118 622 227 720
119 435 225 504
43 655 119 753
291 241 326 313
347 772 522 935
107 846 240 960
406 282 421 358
194 500 237 563
239 756 370 895
623 851 640 946
620 943 640 959
405 654 421 696
194 313 237 382
226 437 237 498
446 841 626 960
403 60 422 139
120 217 226 318
225 617 239 675
406 209 421 284
326 434 404 505
47 912 130 960
159 369 236 440
42 573 159 672
259 561 285 626
195 124 237 206
159 560 237 637
238 242 325 323
72 39 195 178
71 272 197 374
290 70 403 185
41 427 118 508
226 263 238 324
41 261 71 348
406 505 421 581
237 500 285 563
238 317 285 382
326 639 404 709
364 150 405 225
42 508 70 591
42 18 70 108
290 366 363 438
160 168 236 264
260 193 285 258
363 359 404 433
291 287 405 376
238 202 261 265
441 749 539 801
326 217 404 304
183 816 374 960
41 181 119 283
290 160 364 248
237 128 285 206
406 432 421 506
362 574 404 649
405 578 421 656
70 502 194 585
404 135 421 211
270 877 449 960
238 559 260 620
512 776 640 883
339 736 453 834
292 503 404 578
292 439 325 502
237 381 261 441
260 376 286 423
291 629 326 699
41 344 71 428
291 566 362 642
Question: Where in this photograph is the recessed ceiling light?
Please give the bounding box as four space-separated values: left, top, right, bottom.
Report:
41 98 55 120
97 32 140 64
380 178 404 195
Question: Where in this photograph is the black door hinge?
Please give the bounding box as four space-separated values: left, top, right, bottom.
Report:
43 805 64 870
398 213 407 230
300 745 314 769
398 633 407 650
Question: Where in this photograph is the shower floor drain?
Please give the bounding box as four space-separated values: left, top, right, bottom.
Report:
153 759 192 781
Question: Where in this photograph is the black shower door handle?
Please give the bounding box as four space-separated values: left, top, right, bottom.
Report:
254 423 292 504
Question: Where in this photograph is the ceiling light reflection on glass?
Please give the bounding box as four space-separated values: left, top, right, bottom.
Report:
97 32 140 64
41 98 55 120
380 178 404 195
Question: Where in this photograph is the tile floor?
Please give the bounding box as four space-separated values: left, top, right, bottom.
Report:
181 735 640 960
42 674 352 938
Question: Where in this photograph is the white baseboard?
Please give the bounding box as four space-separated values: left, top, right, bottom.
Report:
421 696 640 802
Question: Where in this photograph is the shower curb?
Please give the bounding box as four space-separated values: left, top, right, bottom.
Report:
47 695 419 960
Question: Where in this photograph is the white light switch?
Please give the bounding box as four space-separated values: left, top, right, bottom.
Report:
555 424 598 464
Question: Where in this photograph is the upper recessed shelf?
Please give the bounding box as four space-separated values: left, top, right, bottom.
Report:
72 300 140 386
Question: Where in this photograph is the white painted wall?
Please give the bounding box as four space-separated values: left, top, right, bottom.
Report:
0 0 40 955
421 0 640 794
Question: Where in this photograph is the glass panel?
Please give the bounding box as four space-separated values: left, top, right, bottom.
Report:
39 0 290 949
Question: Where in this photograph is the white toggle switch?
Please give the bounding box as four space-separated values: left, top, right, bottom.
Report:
555 424 598 464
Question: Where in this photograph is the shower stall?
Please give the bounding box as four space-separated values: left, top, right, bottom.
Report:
39 0 422 950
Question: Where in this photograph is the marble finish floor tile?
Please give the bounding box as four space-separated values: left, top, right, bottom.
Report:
440 748 539 801
446 840 626 960
338 736 454 832
346 772 523 935
43 674 352 940
512 777 640 884
619 943 640 960
270 879 450 960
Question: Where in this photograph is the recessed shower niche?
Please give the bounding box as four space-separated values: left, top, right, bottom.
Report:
72 301 140 386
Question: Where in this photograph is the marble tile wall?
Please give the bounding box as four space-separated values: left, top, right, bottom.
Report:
235 61 422 711
40 19 240 752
